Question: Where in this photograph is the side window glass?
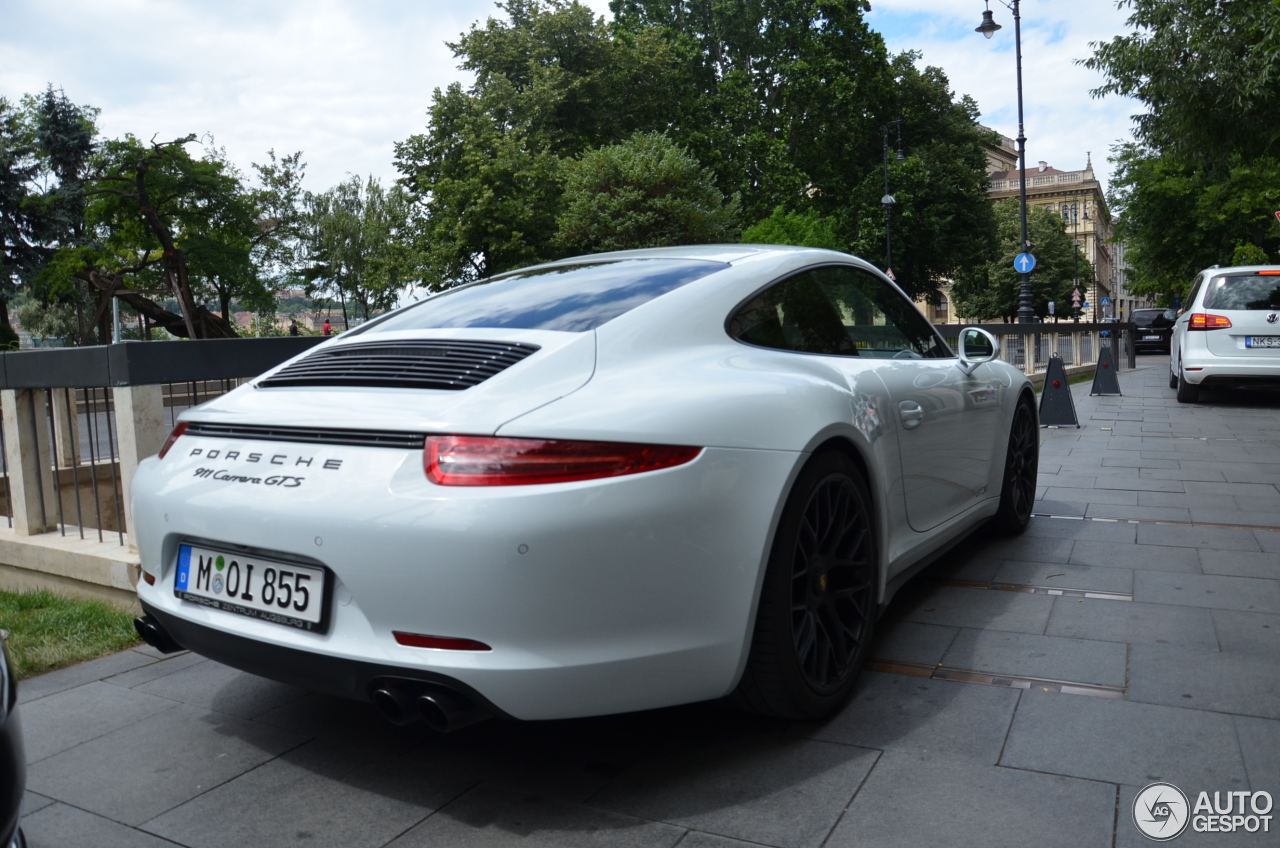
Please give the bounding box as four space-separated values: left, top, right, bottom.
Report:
726 273 856 356
727 266 952 359
807 266 952 359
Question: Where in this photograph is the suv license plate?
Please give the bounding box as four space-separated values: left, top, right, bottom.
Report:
1245 336 1280 348
175 544 329 632
1143 335 1161 341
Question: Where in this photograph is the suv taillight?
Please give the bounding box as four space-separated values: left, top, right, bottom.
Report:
1188 313 1232 330
424 435 701 486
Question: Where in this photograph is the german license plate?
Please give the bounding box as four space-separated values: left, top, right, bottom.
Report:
175 544 329 632
1143 334 1161 341
1245 336 1280 348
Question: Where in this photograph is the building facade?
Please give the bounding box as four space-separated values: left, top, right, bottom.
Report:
920 128 1129 323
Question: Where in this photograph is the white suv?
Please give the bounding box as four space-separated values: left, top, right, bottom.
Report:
1170 265 1280 402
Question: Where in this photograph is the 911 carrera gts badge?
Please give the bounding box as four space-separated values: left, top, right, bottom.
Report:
192 468 305 487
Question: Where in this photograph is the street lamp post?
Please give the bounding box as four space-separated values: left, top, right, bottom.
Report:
976 0 1035 324
882 119 905 278
1073 238 1081 324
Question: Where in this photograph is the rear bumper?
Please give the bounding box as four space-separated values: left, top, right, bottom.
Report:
141 602 513 718
1180 355 1280 385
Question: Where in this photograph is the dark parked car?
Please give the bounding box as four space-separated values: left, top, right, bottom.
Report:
1132 307 1177 353
0 631 24 848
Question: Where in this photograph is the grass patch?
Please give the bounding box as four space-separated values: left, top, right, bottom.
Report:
0 590 140 680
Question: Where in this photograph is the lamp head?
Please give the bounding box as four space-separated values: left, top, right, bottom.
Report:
976 5 1001 38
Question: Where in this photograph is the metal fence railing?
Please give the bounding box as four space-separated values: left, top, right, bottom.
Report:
0 337 323 545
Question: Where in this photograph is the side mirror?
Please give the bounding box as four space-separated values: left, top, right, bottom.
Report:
959 327 999 373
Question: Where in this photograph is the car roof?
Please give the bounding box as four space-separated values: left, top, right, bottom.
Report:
524 244 852 269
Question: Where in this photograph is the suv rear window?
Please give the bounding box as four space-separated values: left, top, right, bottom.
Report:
1132 309 1175 325
1203 275 1280 311
362 259 728 334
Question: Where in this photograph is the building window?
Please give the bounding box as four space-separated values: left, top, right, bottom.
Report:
934 296 948 322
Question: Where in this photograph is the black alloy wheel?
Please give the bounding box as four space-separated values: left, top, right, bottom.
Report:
992 398 1038 534
790 473 876 694
731 451 877 720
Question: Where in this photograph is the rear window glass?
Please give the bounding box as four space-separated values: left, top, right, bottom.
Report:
1132 309 1176 324
363 259 728 334
1203 275 1280 311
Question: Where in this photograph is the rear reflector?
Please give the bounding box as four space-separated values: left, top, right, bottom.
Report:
424 435 702 486
1188 313 1232 330
159 422 189 459
393 632 491 651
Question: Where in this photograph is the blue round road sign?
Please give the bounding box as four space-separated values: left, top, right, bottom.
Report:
1014 252 1037 273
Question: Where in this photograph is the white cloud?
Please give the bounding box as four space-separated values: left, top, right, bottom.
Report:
0 0 613 191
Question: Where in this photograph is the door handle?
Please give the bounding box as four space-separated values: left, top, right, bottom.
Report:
898 400 924 430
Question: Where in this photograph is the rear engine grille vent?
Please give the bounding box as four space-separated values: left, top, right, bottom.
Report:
258 340 540 391
185 422 425 450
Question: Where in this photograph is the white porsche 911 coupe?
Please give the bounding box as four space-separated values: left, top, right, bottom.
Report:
131 245 1037 730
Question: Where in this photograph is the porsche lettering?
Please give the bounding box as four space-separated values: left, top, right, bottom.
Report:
187 447 343 470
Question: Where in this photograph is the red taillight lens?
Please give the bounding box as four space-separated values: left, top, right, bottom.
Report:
424 435 702 486
158 422 189 459
393 632 491 651
1188 313 1232 330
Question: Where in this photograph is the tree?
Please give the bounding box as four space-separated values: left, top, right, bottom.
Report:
556 132 739 252
1083 0 1280 169
302 175 422 328
39 135 254 339
1086 0 1280 302
1108 146 1280 302
950 200 1089 322
742 206 845 251
394 0 680 286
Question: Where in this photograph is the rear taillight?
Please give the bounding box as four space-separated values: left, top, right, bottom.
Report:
1188 313 1232 330
158 422 189 459
424 435 702 486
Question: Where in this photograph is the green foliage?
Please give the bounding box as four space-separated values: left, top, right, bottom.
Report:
1088 1 1280 302
395 0 679 286
0 589 140 680
556 132 739 253
950 200 1090 322
398 0 995 294
1109 146 1280 300
302 175 423 326
742 205 845 251
1233 241 1271 266
1084 0 1280 168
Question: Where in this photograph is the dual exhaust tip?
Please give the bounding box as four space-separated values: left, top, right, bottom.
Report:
135 615 489 734
134 615 186 655
370 679 490 734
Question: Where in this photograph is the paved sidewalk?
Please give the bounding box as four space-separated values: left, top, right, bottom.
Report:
16 355 1280 848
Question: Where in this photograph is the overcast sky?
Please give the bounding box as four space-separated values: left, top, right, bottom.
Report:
0 0 1139 196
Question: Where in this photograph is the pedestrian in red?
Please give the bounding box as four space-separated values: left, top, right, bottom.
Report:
323 319 331 336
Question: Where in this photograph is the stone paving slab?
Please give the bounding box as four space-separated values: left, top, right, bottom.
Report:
1046 597 1219 650
1128 644 1280 719
794 672 1019 765
824 752 1116 848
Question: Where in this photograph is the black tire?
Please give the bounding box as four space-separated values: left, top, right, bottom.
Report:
1175 358 1200 403
1168 366 1178 389
731 451 877 720
991 396 1038 535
